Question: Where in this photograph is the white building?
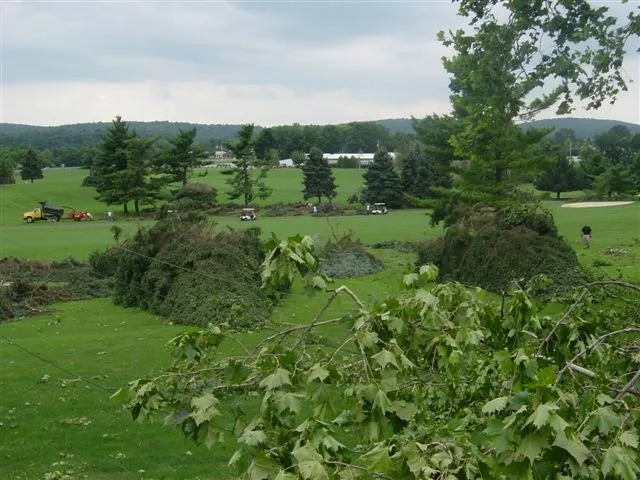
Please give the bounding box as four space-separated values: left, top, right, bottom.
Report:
322 152 396 166
278 158 295 168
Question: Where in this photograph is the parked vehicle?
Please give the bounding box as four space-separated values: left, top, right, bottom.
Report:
240 208 257 221
23 201 64 223
369 203 388 214
64 207 94 221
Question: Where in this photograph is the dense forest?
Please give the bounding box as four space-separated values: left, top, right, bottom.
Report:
2 117 637 150
0 117 638 170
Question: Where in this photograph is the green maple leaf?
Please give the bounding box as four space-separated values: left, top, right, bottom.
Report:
372 349 398 370
602 446 640 480
516 433 548 463
272 391 302 415
239 429 267 447
190 393 220 426
292 443 329 480
482 396 509 414
619 431 639 449
390 400 418 421
307 363 330 383
552 430 590 465
259 368 291 391
372 389 392 414
591 407 621 436
526 402 557 429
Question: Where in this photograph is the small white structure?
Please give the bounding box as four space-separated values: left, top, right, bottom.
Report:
278 158 295 168
322 152 396 166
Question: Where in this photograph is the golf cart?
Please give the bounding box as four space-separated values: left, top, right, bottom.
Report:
240 208 257 221
370 203 388 214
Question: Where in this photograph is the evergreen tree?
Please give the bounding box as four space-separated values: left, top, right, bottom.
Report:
93 116 133 213
401 145 451 198
534 156 584 199
158 129 207 186
226 124 272 207
0 157 16 184
302 147 336 204
20 149 43 183
362 148 403 208
121 135 162 215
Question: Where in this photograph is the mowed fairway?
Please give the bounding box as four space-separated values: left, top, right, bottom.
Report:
1 167 639 479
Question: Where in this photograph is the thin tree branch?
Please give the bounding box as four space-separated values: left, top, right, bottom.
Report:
556 327 640 385
616 369 640 402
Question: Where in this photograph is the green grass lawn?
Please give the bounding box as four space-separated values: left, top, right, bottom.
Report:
0 250 412 480
1 167 639 479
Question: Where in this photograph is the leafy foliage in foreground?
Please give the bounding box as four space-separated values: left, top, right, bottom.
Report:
92 216 273 329
418 203 584 293
119 236 640 479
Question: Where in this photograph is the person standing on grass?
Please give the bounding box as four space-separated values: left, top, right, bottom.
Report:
581 224 592 249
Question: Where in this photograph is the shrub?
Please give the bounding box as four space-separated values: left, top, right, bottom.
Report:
319 237 384 278
417 203 584 293
104 218 273 329
0 257 111 321
174 182 217 207
264 202 309 217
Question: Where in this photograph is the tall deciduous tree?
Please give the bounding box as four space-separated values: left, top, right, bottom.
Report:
20 148 43 183
362 147 403 208
226 124 272 207
302 147 337 204
440 0 638 195
594 163 637 197
159 129 207 186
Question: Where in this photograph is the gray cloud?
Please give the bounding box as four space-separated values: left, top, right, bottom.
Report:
1 1 637 126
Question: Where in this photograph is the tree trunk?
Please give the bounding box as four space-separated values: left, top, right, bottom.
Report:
556 191 560 200
182 168 188 185
123 203 129 214
134 199 139 215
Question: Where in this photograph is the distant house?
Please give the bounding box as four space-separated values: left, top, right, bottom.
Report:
278 158 295 168
323 152 396 167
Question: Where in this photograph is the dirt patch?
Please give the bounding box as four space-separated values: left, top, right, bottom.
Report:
561 201 634 208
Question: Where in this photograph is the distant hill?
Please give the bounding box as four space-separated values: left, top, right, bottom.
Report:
374 118 416 135
519 117 640 139
374 117 640 138
1 117 637 150
0 122 248 150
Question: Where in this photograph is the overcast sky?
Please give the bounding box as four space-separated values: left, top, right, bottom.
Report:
1 1 638 127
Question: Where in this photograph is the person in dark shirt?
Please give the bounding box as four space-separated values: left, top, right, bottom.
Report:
581 225 592 249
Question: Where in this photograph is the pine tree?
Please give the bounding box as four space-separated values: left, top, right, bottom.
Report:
121 135 162 215
226 124 272 207
20 149 43 183
302 147 336 204
0 158 16 184
158 129 207 186
362 147 403 208
93 116 132 213
401 145 451 198
535 156 584 199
